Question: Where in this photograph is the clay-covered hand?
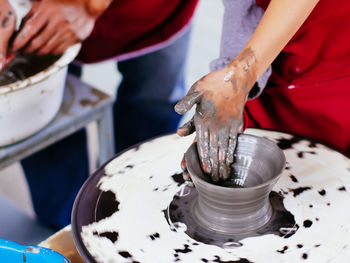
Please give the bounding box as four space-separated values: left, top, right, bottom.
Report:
175 49 257 182
11 0 101 55
0 0 16 70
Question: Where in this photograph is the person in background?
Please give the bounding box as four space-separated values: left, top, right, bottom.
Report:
176 0 350 182
0 0 198 229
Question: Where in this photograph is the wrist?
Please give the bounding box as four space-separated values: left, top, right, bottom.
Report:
84 0 112 17
224 48 259 94
52 0 111 18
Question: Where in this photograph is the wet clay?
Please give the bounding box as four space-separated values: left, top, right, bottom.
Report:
175 48 258 182
0 52 60 86
79 89 109 107
173 135 288 246
168 188 297 246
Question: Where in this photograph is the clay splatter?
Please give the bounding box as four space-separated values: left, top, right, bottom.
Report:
318 189 326 196
93 231 119 243
308 141 317 148
171 173 185 186
338 186 346 191
297 151 316 158
276 136 302 150
277 246 288 254
289 186 312 197
289 174 298 183
212 255 252 263
303 220 313 228
118 251 132 258
174 244 192 254
149 233 160 241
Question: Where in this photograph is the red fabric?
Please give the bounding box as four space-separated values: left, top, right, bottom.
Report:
77 0 198 63
247 0 350 155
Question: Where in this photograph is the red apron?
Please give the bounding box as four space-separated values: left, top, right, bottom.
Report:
76 0 198 63
246 0 350 155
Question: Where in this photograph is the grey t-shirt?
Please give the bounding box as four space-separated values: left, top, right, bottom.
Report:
210 0 271 98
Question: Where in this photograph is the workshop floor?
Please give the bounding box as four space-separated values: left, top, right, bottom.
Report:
0 0 223 245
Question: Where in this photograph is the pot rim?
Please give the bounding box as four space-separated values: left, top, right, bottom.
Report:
185 134 286 191
0 43 81 95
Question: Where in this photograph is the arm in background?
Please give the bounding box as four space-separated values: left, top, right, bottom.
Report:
11 0 113 55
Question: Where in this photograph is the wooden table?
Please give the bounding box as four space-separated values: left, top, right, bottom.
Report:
39 226 83 263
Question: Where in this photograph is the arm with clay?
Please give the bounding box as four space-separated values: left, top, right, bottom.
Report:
175 0 320 182
10 0 113 55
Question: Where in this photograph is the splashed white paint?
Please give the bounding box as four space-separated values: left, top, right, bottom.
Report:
80 129 350 263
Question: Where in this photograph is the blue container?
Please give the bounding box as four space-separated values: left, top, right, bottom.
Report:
0 239 69 262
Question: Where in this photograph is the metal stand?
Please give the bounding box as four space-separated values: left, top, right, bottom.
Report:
0 74 115 170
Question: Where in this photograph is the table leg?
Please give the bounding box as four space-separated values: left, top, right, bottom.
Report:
97 106 115 166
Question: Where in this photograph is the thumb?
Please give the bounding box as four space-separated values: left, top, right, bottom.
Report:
174 87 201 115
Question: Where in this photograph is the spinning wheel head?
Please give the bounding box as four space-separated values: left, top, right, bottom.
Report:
183 134 286 236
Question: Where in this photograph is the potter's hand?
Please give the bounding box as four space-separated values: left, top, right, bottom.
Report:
11 0 100 55
181 155 190 181
0 0 16 70
175 49 257 182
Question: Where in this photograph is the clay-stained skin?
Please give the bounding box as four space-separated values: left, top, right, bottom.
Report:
0 1 16 71
1 10 12 28
175 48 258 182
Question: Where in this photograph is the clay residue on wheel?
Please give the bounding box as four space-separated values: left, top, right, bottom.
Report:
0 52 60 86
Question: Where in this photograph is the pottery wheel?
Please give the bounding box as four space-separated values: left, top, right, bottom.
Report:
72 129 350 263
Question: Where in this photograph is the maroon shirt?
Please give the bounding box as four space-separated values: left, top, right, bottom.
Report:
247 0 350 154
77 0 198 63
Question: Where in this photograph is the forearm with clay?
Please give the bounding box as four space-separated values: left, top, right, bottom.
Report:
176 0 320 182
225 0 320 85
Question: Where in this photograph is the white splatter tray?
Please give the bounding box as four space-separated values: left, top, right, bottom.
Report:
72 129 350 263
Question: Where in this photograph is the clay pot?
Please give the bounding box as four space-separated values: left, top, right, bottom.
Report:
185 134 285 235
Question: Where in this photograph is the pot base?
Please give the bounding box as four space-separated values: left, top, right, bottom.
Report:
168 185 297 247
